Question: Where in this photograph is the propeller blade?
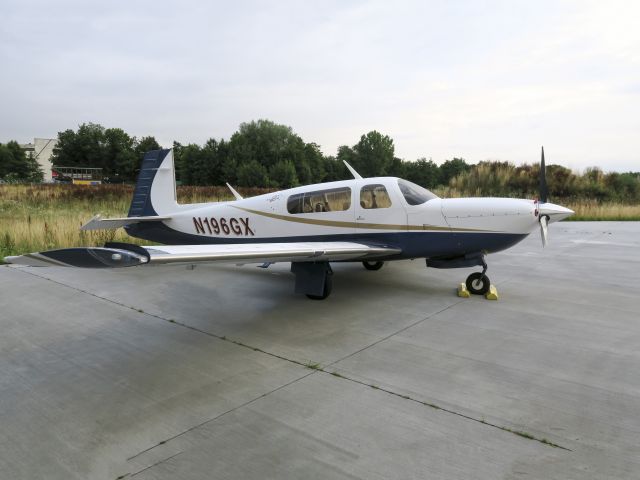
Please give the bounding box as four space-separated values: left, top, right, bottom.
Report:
539 146 549 203
539 215 549 247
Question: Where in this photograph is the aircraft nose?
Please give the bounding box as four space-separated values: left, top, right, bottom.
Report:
538 203 574 223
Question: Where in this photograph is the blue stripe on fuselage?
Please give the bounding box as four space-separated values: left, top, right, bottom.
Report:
125 223 528 260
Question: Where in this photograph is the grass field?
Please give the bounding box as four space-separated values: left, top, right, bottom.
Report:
562 201 640 221
1 184 638 260
0 184 269 260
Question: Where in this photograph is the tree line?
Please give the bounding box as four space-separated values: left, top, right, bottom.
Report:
1 119 638 202
44 120 472 189
448 161 640 203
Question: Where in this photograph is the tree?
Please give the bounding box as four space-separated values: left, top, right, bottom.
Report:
405 158 440 188
227 119 316 187
103 128 137 181
134 136 161 160
440 158 471 185
387 157 407 179
176 144 202 185
605 172 639 202
0 144 13 178
321 156 347 182
269 160 299 188
51 124 158 182
24 151 44 182
546 164 576 198
0 141 43 182
237 159 268 187
347 131 395 177
336 145 356 174
200 138 228 185
305 143 327 183
51 123 106 169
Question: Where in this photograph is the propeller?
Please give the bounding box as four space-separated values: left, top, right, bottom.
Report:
539 214 548 247
538 146 550 247
539 146 548 203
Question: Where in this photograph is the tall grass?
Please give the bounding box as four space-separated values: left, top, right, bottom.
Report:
0 184 271 259
564 201 640 221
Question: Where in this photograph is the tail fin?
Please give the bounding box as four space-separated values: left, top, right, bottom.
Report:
128 149 178 217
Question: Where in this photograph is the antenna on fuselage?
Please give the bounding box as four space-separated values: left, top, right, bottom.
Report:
343 160 362 179
226 183 243 200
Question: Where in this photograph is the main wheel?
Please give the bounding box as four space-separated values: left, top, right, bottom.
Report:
466 272 491 295
363 261 384 271
306 274 333 300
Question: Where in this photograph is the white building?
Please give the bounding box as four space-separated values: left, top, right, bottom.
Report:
20 138 57 182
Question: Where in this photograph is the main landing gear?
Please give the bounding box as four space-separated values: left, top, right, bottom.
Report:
362 260 384 271
291 262 333 300
307 272 332 300
465 257 490 295
290 260 385 300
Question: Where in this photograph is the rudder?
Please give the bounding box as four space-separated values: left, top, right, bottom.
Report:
128 149 177 217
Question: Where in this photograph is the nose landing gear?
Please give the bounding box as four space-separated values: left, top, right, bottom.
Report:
465 257 491 295
425 253 496 298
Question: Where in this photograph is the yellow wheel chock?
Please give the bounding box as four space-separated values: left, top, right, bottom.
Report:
457 283 498 300
457 283 470 298
484 285 499 300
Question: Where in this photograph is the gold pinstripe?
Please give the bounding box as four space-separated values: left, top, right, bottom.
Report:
233 206 488 232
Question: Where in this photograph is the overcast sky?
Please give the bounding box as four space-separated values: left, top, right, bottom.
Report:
2 0 639 171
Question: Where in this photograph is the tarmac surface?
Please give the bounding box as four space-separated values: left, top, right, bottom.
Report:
1 221 639 479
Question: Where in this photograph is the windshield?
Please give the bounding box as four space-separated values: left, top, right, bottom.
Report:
397 179 439 205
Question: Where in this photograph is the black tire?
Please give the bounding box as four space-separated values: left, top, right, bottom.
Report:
466 272 491 295
306 274 333 300
363 261 384 271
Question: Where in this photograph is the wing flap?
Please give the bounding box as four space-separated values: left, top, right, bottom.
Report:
145 242 400 265
5 242 401 268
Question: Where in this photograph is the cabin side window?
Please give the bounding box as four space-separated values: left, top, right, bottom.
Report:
287 187 352 214
359 184 392 209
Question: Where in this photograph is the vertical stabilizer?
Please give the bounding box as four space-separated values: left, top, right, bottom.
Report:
128 149 178 217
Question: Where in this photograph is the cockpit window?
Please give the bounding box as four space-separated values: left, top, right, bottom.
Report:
397 179 439 205
360 184 392 209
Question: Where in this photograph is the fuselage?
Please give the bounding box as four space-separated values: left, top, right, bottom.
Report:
125 177 573 261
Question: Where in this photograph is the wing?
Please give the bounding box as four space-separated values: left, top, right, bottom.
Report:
5 242 401 268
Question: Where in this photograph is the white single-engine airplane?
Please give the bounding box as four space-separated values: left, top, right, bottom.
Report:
7 147 573 299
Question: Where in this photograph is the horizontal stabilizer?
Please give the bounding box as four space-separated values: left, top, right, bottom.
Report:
5 242 401 268
81 214 171 231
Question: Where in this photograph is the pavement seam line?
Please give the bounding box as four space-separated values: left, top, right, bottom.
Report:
126 370 317 461
128 451 184 478
12 268 322 462
326 299 466 368
15 267 572 454
317 368 571 451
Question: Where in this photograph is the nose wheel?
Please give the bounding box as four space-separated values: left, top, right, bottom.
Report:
465 258 490 295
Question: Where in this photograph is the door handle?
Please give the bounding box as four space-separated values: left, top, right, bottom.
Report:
357 216 365 221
